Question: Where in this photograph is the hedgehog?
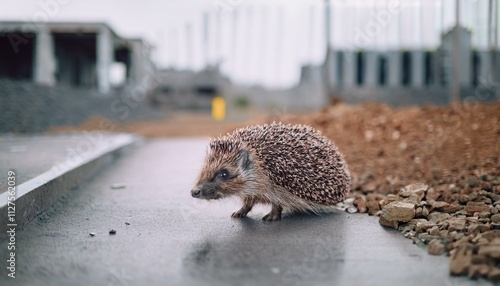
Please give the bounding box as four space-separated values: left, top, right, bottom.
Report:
190 122 351 221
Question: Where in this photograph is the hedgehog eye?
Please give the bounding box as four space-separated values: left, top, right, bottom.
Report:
217 169 229 180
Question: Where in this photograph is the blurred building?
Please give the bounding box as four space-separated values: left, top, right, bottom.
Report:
150 67 230 110
323 26 500 105
0 21 154 94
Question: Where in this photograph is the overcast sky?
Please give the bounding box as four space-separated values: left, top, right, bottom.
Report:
0 0 496 88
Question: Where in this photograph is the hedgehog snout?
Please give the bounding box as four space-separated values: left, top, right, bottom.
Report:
191 183 221 200
191 188 201 198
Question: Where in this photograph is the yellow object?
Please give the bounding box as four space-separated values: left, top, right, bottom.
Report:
212 96 226 121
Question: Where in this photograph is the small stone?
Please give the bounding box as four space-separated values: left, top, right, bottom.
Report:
492 207 499 215
415 207 423 218
448 218 466 232
478 244 500 259
418 233 440 244
346 207 358 214
452 235 470 249
478 224 491 232
125 222 130 225
363 181 377 192
428 212 451 224
428 226 440 236
441 204 461 213
109 229 117 235
379 215 399 229
431 201 449 211
439 230 449 239
471 233 483 243
422 206 429 217
471 254 489 265
491 214 500 223
344 197 355 204
89 232 95 237
367 199 380 215
354 196 367 213
468 264 491 279
477 237 490 245
467 224 480 236
426 188 441 201
400 183 428 199
466 217 479 223
402 193 421 204
487 267 500 280
459 194 471 204
428 239 445 255
479 211 491 219
450 244 473 275
111 183 126 189
465 202 490 214
381 201 416 223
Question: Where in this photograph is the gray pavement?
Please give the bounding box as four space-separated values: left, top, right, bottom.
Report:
0 139 494 286
0 132 134 193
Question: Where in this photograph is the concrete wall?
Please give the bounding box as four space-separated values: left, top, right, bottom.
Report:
0 21 154 95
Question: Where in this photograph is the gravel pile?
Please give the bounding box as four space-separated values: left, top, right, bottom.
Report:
0 79 163 133
282 102 500 280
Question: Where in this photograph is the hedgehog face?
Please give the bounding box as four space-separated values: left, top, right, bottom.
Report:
191 145 252 200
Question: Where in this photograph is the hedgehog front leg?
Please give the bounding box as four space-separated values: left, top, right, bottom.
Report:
262 204 283 221
231 196 255 218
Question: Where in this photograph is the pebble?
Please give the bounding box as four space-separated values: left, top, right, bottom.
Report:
450 245 472 275
89 232 95 237
491 214 500 223
109 229 117 235
422 206 429 217
344 197 355 204
465 202 490 214
354 196 367 213
428 239 445 255
366 200 380 215
346 207 358 214
111 183 126 189
380 201 415 223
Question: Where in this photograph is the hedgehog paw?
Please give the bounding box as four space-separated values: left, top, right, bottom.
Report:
262 213 281 221
262 205 283 221
231 211 248 218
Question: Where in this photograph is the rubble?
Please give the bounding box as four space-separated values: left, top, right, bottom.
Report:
280 102 500 281
371 181 500 280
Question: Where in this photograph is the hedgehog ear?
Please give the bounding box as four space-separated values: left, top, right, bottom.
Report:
238 149 252 171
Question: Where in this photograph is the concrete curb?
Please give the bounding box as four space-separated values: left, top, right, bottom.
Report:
0 133 140 232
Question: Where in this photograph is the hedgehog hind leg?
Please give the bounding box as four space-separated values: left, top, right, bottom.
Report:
262 204 283 221
231 196 255 218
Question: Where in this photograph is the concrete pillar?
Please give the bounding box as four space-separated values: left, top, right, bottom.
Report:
478 51 492 85
364 51 377 87
412 51 424 87
327 50 337 90
34 27 56 85
387 51 401 87
343 51 355 87
97 26 113 94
